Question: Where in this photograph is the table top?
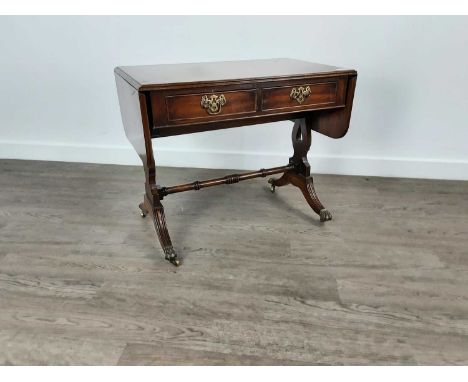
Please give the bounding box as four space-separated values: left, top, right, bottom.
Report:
115 58 356 91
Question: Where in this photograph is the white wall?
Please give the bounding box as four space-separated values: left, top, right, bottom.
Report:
1 16 467 180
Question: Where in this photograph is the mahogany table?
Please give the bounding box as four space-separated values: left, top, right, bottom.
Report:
115 58 357 266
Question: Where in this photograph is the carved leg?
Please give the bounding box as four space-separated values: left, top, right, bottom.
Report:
288 173 332 222
269 118 332 222
139 179 179 266
140 194 180 266
153 203 179 266
117 76 179 266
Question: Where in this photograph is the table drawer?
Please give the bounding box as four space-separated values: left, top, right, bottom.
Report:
165 89 257 122
262 81 339 112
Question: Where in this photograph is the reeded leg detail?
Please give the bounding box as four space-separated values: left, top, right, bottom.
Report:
140 194 180 266
304 177 332 222
287 173 332 222
153 204 180 266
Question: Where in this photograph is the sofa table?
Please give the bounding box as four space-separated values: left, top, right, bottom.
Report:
115 58 357 266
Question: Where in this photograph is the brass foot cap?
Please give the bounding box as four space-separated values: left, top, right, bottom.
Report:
170 258 180 266
165 251 180 266
268 178 276 193
319 209 332 222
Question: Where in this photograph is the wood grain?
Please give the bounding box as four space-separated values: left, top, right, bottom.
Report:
0 159 467 365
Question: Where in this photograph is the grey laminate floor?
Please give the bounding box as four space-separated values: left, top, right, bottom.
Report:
0 159 467 365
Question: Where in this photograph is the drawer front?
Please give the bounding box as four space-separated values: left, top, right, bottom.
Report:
262 81 339 111
166 89 257 122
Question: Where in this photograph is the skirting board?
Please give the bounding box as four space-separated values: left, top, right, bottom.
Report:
1 140 467 181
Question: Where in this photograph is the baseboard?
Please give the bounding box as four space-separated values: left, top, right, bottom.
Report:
1 140 467 181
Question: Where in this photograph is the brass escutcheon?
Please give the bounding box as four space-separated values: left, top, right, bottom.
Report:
200 94 227 115
290 86 311 104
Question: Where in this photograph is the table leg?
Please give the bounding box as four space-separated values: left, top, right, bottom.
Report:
268 118 332 222
116 76 180 266
139 194 179 266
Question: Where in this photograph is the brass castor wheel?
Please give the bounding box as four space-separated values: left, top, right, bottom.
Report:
139 203 148 218
165 249 180 266
319 209 332 222
268 178 276 193
170 258 180 266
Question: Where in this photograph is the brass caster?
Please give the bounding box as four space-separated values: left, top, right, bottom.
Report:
319 209 332 222
171 259 180 267
268 178 276 193
165 249 180 266
166 256 180 267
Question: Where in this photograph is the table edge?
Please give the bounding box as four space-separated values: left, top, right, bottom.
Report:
114 67 358 92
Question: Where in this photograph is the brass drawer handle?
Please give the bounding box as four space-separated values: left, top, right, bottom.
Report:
200 94 227 115
290 86 311 104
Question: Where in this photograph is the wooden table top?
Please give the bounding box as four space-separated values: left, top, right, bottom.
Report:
115 58 356 91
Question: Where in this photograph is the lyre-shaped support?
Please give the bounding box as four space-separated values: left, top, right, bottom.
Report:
268 118 332 222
